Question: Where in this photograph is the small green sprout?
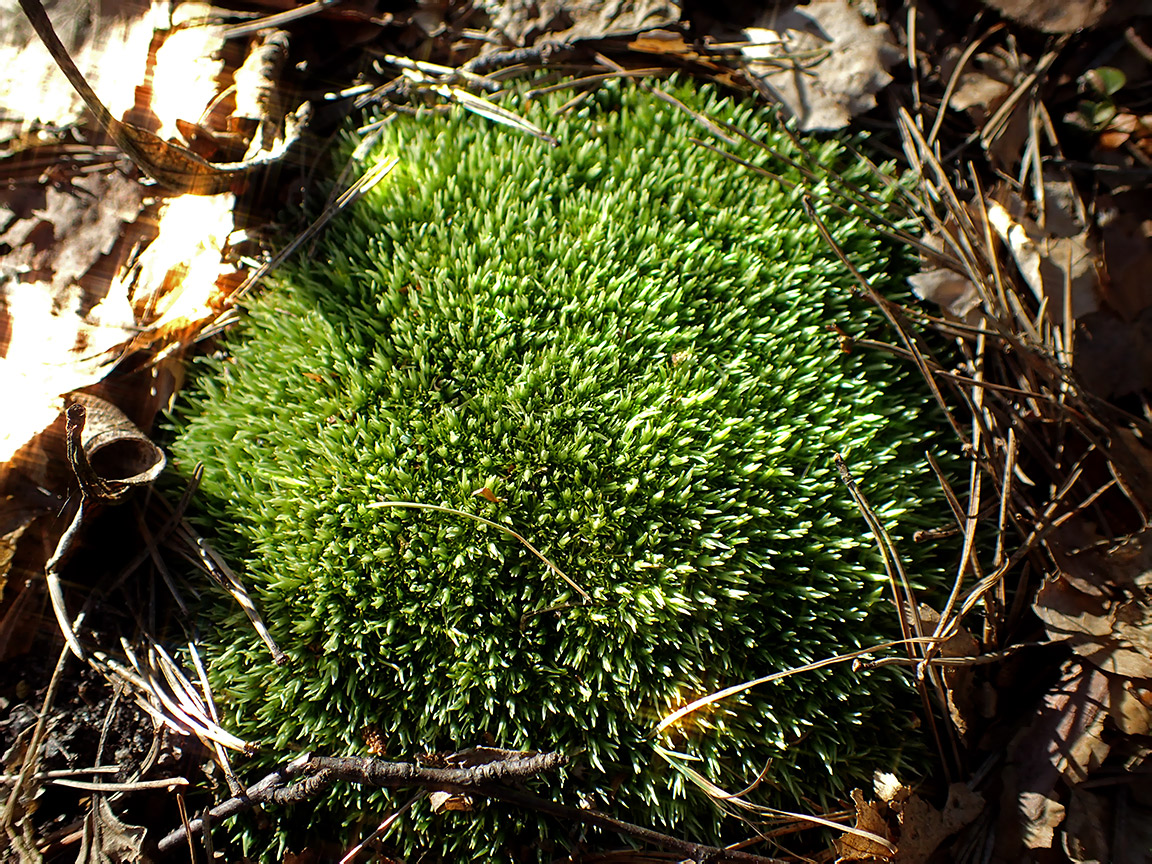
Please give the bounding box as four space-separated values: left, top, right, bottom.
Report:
172 78 947 859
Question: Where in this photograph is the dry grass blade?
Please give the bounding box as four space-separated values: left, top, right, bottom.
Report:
232 154 400 302
656 636 941 734
655 746 897 854
367 500 591 603
173 521 286 665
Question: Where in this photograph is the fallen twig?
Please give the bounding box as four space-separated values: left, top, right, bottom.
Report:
158 750 780 862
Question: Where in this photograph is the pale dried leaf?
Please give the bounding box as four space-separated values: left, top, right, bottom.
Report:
1040 530 1152 679
477 0 679 46
873 771 903 803
1108 678 1152 737
978 0 1131 33
741 0 899 131
949 72 1011 112
908 266 982 319
0 0 153 140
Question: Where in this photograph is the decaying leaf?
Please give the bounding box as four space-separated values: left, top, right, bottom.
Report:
893 783 984 864
838 787 895 861
740 0 899 131
0 169 148 464
907 230 983 320
19 0 303 196
946 51 1014 114
0 0 283 661
77 796 146 864
1063 785 1111 864
1006 661 1110 849
977 0 1134 33
1039 526 1152 683
476 0 679 47
986 196 1099 325
906 605 980 739
838 774 983 863
0 0 153 145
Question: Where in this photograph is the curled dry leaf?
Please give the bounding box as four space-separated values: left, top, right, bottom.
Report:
69 393 166 490
740 0 899 131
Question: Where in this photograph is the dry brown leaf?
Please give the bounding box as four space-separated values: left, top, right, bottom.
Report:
907 264 982 320
986 196 1099 326
892 783 984 864
907 605 980 739
1039 529 1152 680
477 0 679 46
836 788 895 861
1009 660 1109 848
1019 791 1066 850
1063 786 1111 864
472 486 503 503
429 790 475 813
837 777 983 864
977 0 1138 33
944 49 1015 114
740 0 899 131
1108 678 1152 737
907 228 983 320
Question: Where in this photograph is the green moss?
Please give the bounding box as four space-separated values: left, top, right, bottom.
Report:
172 78 944 858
